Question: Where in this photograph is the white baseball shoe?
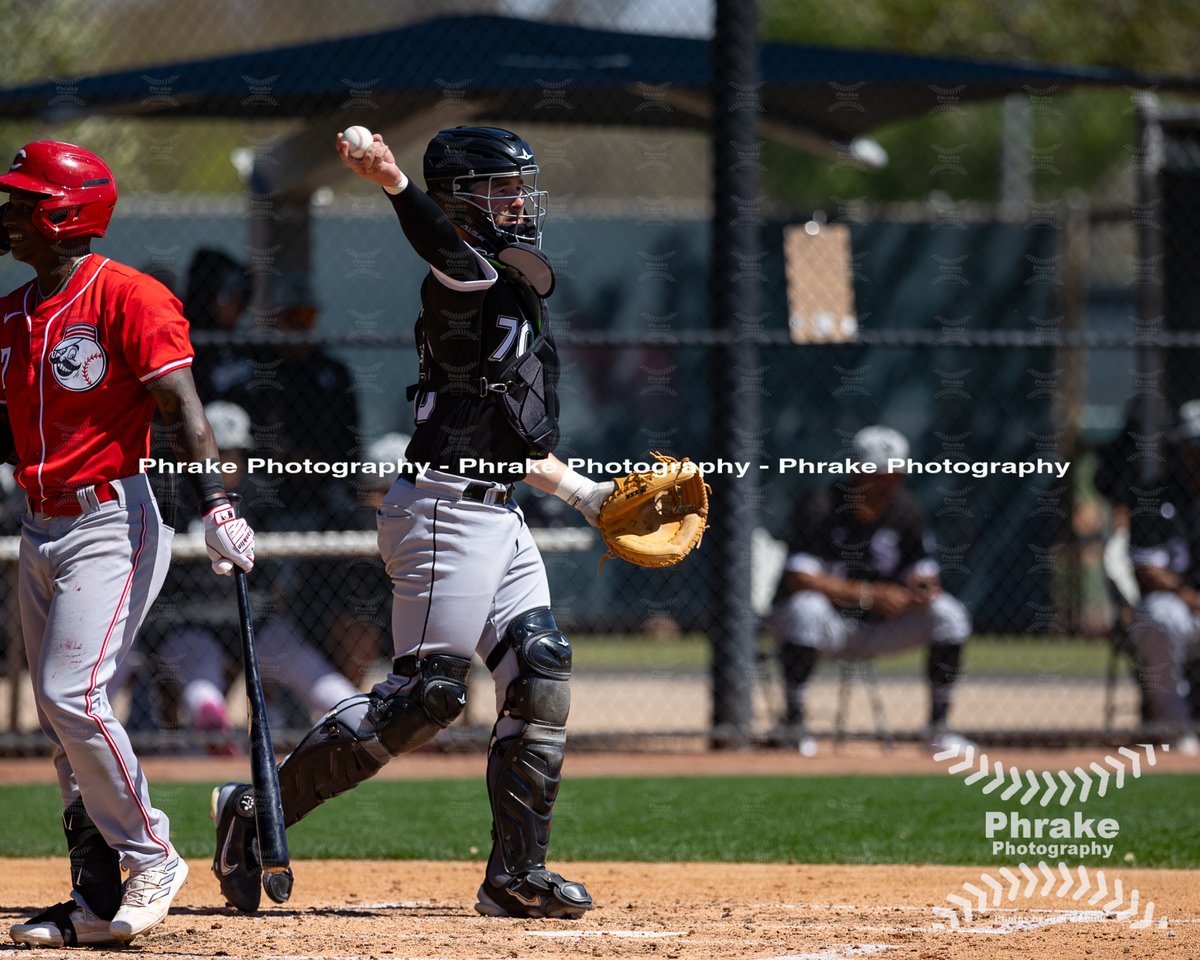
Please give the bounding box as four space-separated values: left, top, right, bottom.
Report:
928 729 977 755
1175 733 1200 757
109 846 189 942
776 726 819 756
9 890 119 947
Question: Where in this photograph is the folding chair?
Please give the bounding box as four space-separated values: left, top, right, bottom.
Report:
833 658 892 750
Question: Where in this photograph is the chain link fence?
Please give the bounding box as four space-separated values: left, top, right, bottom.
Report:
0 2 1197 753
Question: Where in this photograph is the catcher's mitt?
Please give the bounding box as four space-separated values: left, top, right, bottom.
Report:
597 453 710 568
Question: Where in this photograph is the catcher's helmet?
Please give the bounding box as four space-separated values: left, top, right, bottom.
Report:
0 141 118 240
423 126 547 249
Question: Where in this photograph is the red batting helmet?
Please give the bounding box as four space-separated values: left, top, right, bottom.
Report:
0 141 118 239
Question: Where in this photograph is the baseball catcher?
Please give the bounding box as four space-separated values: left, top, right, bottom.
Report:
212 126 634 921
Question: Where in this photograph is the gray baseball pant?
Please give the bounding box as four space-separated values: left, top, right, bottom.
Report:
373 471 550 741
1129 590 1200 729
20 473 173 872
771 589 971 727
772 589 971 656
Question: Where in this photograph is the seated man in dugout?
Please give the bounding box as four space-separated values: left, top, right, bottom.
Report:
1127 400 1200 754
770 426 973 755
129 401 360 745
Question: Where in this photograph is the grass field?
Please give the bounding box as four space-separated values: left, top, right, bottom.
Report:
4 773 1198 868
574 633 1112 677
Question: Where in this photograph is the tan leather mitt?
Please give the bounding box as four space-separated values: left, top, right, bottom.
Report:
597 453 710 568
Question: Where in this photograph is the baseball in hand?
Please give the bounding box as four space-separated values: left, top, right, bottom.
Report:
343 125 374 159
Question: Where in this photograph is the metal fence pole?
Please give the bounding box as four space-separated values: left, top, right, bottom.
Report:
1134 94 1165 483
708 0 761 746
1057 198 1088 632
1001 93 1033 207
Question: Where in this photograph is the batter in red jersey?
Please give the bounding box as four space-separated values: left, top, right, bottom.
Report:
0 141 255 948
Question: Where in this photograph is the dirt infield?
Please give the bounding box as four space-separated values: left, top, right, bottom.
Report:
3 748 1198 958
0 858 1195 959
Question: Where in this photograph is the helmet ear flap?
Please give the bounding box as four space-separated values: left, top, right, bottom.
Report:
33 203 81 239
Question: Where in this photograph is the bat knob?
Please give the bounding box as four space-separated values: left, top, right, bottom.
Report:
263 868 293 904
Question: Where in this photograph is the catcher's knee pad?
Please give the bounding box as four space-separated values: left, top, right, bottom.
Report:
490 607 572 727
63 799 121 921
376 653 472 750
277 655 471 825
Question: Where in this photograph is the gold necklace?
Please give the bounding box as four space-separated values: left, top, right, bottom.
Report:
37 255 88 302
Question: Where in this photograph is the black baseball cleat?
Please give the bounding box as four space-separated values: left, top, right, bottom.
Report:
210 782 262 913
474 869 593 919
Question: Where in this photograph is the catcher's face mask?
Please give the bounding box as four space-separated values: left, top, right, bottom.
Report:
454 167 548 248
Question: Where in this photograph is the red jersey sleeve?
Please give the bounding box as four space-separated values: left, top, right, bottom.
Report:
0 286 28 407
114 271 194 382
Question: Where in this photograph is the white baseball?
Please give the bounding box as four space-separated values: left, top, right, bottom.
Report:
343 125 374 159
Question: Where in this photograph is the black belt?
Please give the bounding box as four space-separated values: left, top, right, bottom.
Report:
462 482 514 505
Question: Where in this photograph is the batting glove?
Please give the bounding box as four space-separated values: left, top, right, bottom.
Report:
203 501 255 575
571 480 616 528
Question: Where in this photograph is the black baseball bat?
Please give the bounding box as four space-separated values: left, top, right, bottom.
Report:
229 495 293 904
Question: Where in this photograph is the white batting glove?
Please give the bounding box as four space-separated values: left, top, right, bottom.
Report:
203 501 255 575
570 480 616 528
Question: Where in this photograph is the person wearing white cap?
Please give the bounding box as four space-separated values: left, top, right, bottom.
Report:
770 425 973 754
145 401 359 745
357 432 413 505
1125 401 1200 752
322 432 416 687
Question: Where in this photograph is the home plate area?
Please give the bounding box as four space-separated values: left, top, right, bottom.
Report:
0 860 1195 959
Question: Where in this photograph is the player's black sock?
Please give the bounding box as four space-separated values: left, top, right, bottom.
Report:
779 643 818 727
927 643 962 728
1184 657 1200 722
1136 656 1155 725
63 799 121 921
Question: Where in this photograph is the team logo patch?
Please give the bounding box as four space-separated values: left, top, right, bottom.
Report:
49 322 107 391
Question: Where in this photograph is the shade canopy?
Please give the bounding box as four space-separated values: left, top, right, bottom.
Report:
1 14 1195 164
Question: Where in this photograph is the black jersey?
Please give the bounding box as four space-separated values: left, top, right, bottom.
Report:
407 260 553 480
775 483 940 613
387 185 558 482
1128 475 1200 585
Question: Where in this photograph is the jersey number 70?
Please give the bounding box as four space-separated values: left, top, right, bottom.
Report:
490 316 532 362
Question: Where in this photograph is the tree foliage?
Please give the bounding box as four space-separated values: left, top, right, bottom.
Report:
759 0 1200 204
761 0 1200 74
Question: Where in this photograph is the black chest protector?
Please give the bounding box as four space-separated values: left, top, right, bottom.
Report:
407 243 561 455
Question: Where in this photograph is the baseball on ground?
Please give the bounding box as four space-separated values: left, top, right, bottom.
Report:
343 125 374 158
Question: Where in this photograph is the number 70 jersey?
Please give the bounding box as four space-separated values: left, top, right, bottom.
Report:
404 250 560 482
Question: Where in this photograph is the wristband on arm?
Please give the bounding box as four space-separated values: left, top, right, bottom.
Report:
548 467 594 509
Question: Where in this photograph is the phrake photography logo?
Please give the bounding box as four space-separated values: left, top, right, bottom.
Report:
931 743 1170 931
984 809 1119 860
